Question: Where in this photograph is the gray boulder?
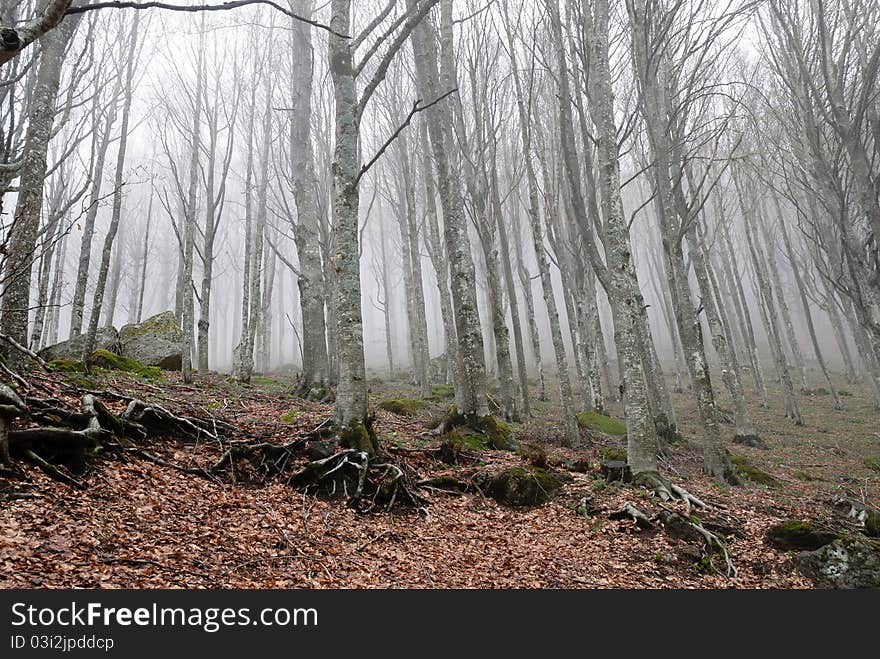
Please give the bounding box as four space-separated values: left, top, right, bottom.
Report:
119 311 184 370
39 327 119 363
795 539 880 588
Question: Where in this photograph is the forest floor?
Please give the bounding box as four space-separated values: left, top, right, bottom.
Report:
1 365 878 589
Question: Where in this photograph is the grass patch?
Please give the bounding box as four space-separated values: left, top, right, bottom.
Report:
280 408 300 423
864 457 880 472
576 411 626 435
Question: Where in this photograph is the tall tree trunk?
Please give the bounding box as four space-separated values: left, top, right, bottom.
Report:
773 196 843 409
83 12 140 366
329 0 369 432
735 176 802 424
1 16 76 365
289 0 330 392
419 121 457 386
411 5 488 419
180 18 205 384
70 80 119 339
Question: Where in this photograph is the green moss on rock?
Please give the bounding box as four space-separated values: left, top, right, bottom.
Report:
475 415 515 450
576 411 626 436
483 466 565 506
730 454 779 487
90 349 161 378
600 446 627 462
430 384 454 400
47 359 85 373
379 398 429 417
766 520 838 551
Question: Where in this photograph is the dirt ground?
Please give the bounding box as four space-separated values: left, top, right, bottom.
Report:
1 365 877 588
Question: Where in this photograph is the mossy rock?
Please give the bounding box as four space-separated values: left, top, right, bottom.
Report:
864 457 880 473
47 359 85 373
441 429 490 452
576 411 626 436
766 520 838 551
730 454 779 487
280 408 300 423
599 460 632 483
379 398 429 417
599 446 627 462
430 384 455 400
795 538 880 588
474 415 515 450
482 466 565 507
420 474 470 493
90 349 161 379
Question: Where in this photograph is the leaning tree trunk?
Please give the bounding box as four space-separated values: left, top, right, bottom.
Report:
774 197 843 410
719 218 768 407
757 198 808 390
411 7 488 419
736 176 802 424
688 222 759 445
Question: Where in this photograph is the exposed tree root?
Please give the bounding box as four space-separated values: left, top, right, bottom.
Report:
627 470 737 577
286 448 427 512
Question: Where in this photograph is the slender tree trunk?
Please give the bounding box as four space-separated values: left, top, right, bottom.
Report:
719 218 768 407
773 197 843 409
83 12 140 366
134 193 153 323
70 81 119 339
757 198 808 390
735 176 802 424
329 0 369 430
688 222 759 443
419 121 457 387
290 0 330 392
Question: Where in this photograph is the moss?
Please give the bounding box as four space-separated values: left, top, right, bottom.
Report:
378 398 429 417
280 408 300 423
475 415 514 450
47 359 85 373
251 375 280 387
729 454 779 487
599 446 627 462
793 470 815 482
483 466 564 506
766 520 838 550
430 383 455 400
576 411 626 436
121 311 183 339
338 420 379 456
420 474 469 492
864 457 880 472
89 349 161 379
